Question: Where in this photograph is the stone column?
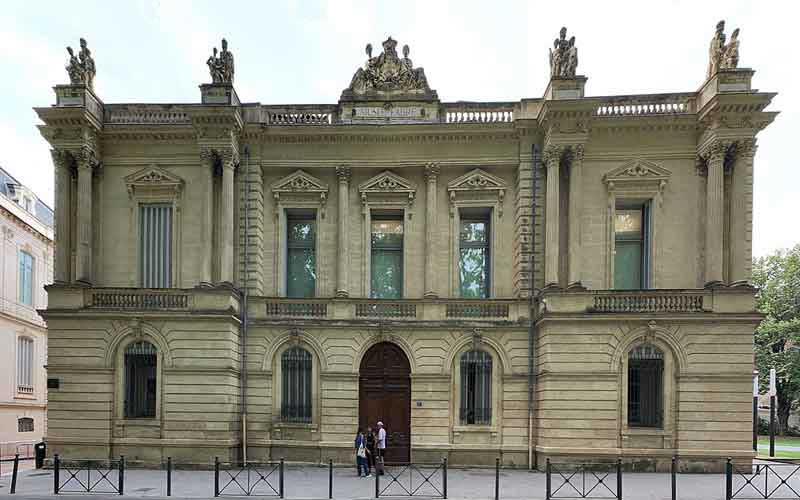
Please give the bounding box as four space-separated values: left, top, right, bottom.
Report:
51 149 71 284
543 145 561 288
335 166 351 298
424 163 440 298
567 145 584 288
199 148 216 284
703 140 727 287
219 151 237 283
729 139 757 285
75 147 97 285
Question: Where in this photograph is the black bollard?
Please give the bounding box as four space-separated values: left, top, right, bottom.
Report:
443 458 448 500
546 459 551 500
279 458 284 499
495 458 500 500
214 457 220 497
725 458 732 500
375 465 380 498
616 459 622 500
329 459 333 499
118 455 125 495
167 457 172 497
54 453 60 494
671 456 676 500
11 454 19 494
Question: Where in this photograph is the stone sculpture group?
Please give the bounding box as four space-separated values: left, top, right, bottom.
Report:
65 38 96 90
549 27 578 78
707 20 740 77
206 38 235 84
347 37 431 95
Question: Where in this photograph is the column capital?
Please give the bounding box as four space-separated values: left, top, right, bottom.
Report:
74 145 100 170
542 144 562 166
573 143 585 162
336 165 352 182
699 138 734 163
424 162 441 180
736 138 758 158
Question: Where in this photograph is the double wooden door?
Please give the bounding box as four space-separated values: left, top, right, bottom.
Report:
359 342 411 463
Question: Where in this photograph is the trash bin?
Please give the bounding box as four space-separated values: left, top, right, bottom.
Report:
35 442 46 469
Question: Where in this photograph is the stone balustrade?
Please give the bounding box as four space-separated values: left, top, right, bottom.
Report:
443 102 515 123
104 105 191 124
265 105 336 125
590 291 705 313
595 93 695 116
540 288 758 315
44 286 241 314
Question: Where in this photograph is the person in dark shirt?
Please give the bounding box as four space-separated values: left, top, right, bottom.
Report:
365 425 376 474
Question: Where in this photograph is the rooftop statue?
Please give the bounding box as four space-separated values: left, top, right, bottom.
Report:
207 38 235 84
707 20 740 78
65 38 96 90
344 37 433 98
549 27 578 78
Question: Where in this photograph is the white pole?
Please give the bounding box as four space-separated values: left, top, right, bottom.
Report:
769 368 776 397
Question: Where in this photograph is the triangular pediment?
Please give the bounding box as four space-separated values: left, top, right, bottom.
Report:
359 170 416 194
447 168 507 192
124 166 184 195
603 158 671 184
271 170 328 194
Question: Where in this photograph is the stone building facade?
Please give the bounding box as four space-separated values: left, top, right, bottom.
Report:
0 167 53 454
37 25 776 470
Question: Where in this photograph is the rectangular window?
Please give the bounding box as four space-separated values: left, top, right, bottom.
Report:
139 204 172 288
614 203 651 290
370 214 404 299
286 213 316 298
459 211 490 298
18 417 34 433
19 251 33 306
17 337 34 394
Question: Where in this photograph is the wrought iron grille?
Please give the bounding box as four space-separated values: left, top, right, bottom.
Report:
53 455 125 494
627 345 663 428
281 347 312 423
728 459 800 499
546 460 621 500
376 461 447 498
124 341 157 418
215 460 283 497
459 350 492 425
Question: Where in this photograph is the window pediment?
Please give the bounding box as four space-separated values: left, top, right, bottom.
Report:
603 158 671 205
271 170 329 206
358 170 417 207
447 168 507 217
124 165 184 199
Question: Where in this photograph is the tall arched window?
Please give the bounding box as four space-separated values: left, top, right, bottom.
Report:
124 341 157 418
281 347 312 423
460 350 492 425
627 345 663 427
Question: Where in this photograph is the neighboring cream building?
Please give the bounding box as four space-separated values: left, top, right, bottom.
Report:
0 167 53 455
36 23 776 471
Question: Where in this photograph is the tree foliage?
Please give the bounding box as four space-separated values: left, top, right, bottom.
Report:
753 244 800 434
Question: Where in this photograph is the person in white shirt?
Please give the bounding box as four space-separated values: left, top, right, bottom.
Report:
376 421 387 459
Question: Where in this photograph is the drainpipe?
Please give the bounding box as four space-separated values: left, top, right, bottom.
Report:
241 146 250 463
528 143 540 470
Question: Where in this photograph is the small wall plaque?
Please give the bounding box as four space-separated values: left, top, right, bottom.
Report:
47 378 60 389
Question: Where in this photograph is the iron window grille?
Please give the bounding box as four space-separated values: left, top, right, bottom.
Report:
18 417 34 432
281 347 312 423
460 350 493 425
627 345 664 428
124 341 157 418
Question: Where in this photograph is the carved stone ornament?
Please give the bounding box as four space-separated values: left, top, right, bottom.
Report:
206 38 235 84
603 158 671 206
342 37 437 100
542 144 563 167
470 328 483 350
707 20 740 78
358 170 417 207
271 169 329 207
447 168 507 217
549 27 579 78
124 165 185 199
65 38 96 89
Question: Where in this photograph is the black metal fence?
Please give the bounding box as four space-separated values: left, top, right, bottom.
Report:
375 459 447 498
53 454 125 494
727 457 800 500
214 457 284 498
546 459 622 500
0 454 33 494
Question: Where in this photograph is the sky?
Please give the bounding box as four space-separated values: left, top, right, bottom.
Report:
0 0 796 257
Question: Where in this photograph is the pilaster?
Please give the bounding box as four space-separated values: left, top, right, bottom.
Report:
335 166 352 298
700 140 729 287
567 144 584 288
513 145 534 299
51 149 72 284
218 149 239 284
424 163 440 298
74 145 99 285
199 148 216 284
729 139 757 285
238 152 264 295
543 144 562 288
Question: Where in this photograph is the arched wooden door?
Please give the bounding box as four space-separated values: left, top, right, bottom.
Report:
359 342 411 463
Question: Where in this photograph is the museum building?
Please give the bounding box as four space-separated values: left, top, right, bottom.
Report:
36 24 777 470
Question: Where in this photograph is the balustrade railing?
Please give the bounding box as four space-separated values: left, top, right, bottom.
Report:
265 106 336 125
265 300 328 318
355 302 417 318
91 291 189 310
595 93 694 117
443 103 515 123
590 291 705 313
446 302 510 319
105 106 191 124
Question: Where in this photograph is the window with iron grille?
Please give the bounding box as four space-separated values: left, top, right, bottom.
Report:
286 213 316 298
459 211 490 298
627 345 663 428
139 204 172 288
281 347 312 423
17 337 33 394
18 417 34 433
460 350 492 425
124 341 157 418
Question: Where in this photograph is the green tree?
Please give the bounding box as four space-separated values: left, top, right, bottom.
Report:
753 245 800 434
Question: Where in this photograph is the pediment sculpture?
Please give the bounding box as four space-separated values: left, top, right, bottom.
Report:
603 158 671 183
124 165 184 198
707 20 740 78
271 170 329 206
342 37 436 100
358 170 417 207
65 38 96 90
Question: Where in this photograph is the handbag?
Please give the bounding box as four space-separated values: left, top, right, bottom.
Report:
358 443 366 458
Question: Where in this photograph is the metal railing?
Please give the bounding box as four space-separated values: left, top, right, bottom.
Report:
376 459 447 498
727 457 800 499
546 459 622 500
214 457 284 497
53 454 125 495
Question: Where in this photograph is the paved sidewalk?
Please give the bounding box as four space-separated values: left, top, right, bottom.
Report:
0 462 794 500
